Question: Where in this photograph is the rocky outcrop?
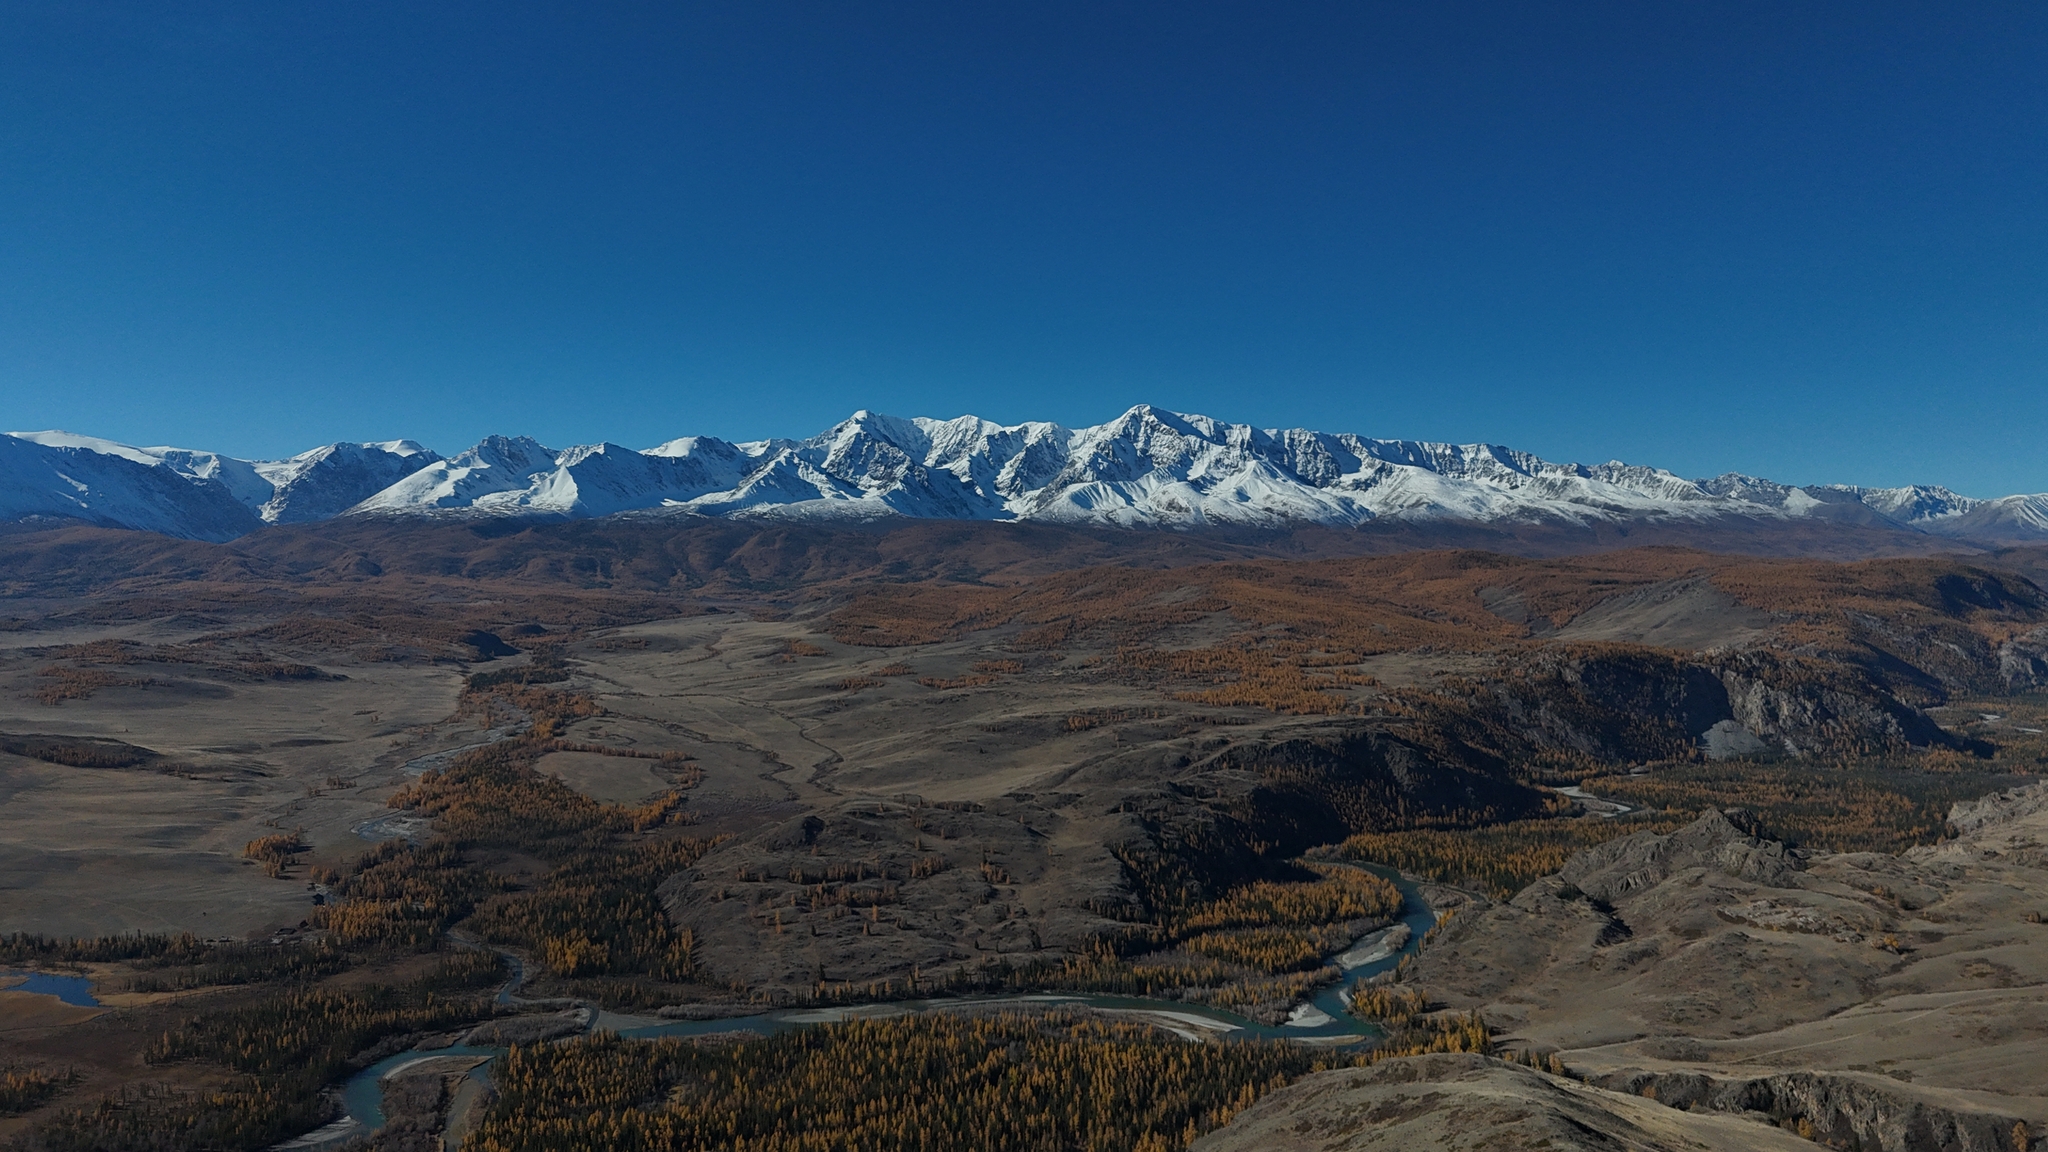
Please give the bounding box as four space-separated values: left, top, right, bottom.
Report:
1217 1055 2035 1149
1715 654 1951 756
1558 809 1803 903
1996 629 2048 692
1192 1054 1822 1151
1437 645 1960 770
1591 1068 2029 1152
1945 780 2048 838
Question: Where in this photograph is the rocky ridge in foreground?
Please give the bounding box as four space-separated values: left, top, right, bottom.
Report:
1201 783 2048 1150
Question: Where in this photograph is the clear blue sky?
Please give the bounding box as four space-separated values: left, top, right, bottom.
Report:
2 2 2043 494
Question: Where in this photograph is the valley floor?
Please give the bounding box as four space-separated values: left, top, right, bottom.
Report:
6 532 2048 1150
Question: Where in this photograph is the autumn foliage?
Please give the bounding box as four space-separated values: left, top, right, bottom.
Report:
241 832 307 879
466 1013 1346 1152
1 1067 76 1116
1339 817 1685 899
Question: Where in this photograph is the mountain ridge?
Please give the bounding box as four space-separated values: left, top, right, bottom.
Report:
6 405 2045 545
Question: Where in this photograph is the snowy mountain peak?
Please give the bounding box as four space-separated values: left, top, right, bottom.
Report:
1835 484 1979 523
10 429 167 466
252 441 450 524
3 430 442 532
644 435 743 460
5 411 2045 544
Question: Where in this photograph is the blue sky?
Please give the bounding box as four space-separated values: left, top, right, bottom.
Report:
1 2 2043 494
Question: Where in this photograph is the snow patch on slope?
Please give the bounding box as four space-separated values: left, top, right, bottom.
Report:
0 433 261 541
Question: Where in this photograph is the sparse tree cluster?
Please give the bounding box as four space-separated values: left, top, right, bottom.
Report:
0 1068 77 1117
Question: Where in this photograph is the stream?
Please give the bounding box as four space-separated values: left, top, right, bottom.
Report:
1554 784 1634 818
320 865 1437 1147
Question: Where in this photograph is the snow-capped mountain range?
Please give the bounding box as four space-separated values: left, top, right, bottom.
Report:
5 406 2046 544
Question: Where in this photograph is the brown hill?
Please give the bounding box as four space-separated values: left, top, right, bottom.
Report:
0 510 1997 602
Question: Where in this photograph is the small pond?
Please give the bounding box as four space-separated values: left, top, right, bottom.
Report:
0 970 100 1007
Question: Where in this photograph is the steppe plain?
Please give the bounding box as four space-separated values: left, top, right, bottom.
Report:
4 516 2048 1150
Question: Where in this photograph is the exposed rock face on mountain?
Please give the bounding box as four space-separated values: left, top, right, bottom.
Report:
1998 629 2048 692
1587 1068 2030 1152
8 406 2047 543
1198 1053 2031 1152
1409 641 1973 768
1190 1053 1824 1151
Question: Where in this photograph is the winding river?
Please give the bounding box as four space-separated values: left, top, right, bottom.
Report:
322 865 1437 1146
